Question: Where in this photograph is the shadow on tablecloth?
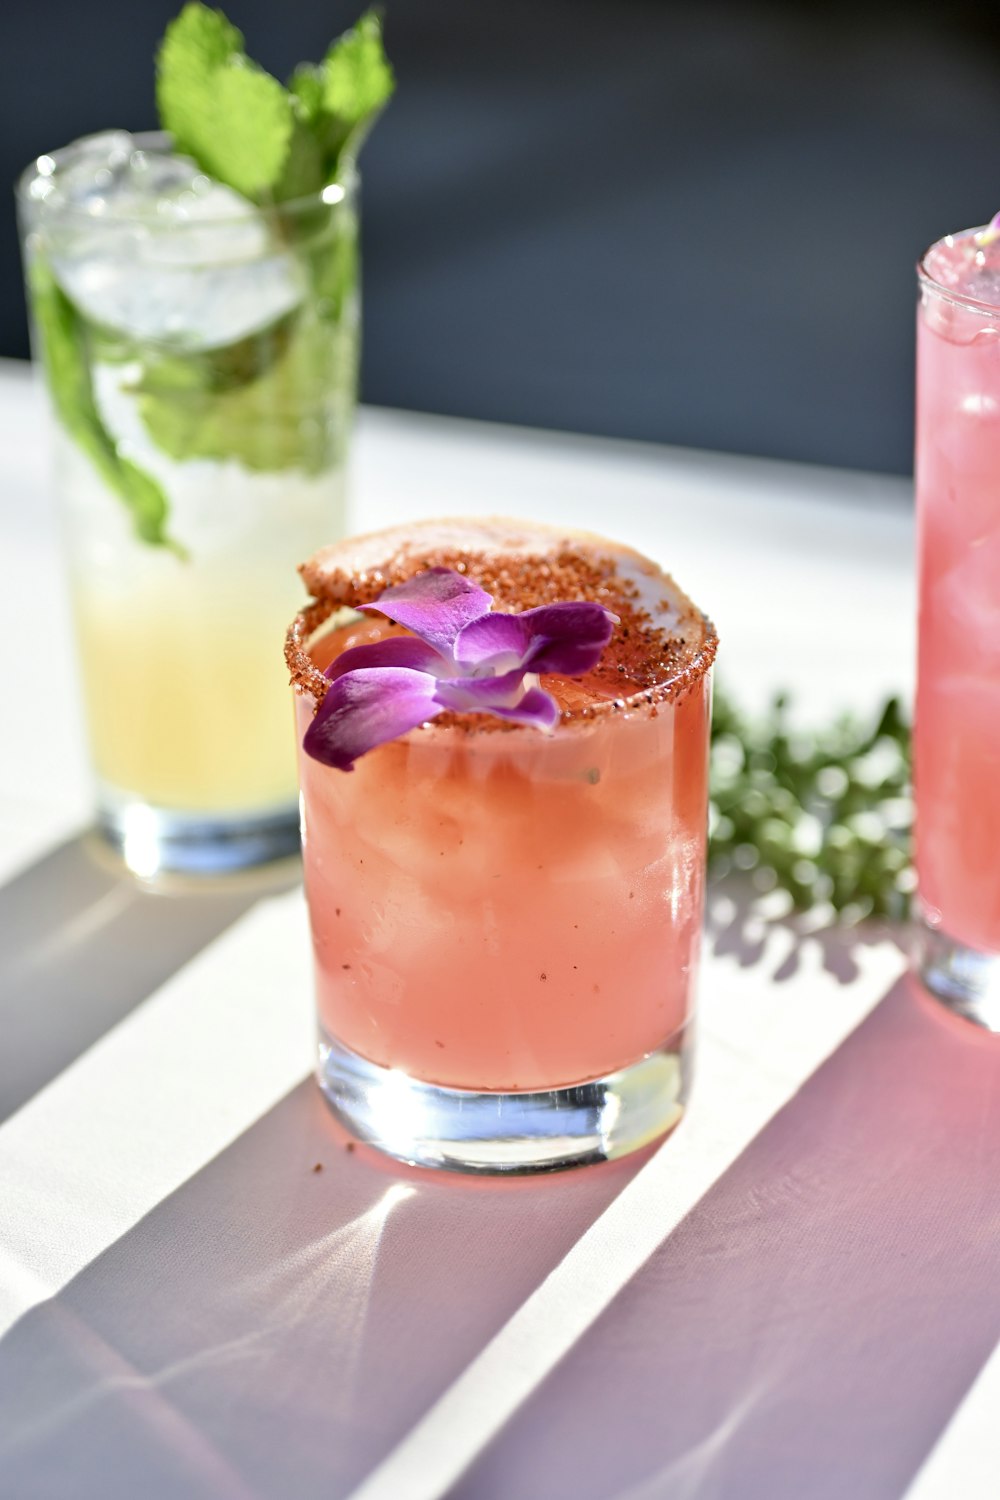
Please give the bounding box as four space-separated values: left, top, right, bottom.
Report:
0 832 298 1124
446 975 1000 1500
0 1077 651 1500
707 876 910 988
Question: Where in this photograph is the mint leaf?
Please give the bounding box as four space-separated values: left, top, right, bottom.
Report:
28 258 183 556
156 3 241 139
282 13 395 192
272 118 326 204
289 64 324 122
135 314 296 398
135 307 356 475
157 3 294 199
210 66 294 198
156 5 393 203
117 457 177 550
321 11 394 162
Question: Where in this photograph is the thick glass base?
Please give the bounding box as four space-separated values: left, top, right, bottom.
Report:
317 1025 692 1174
97 792 301 878
916 915 1000 1031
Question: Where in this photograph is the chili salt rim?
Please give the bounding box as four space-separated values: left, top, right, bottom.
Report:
284 517 718 723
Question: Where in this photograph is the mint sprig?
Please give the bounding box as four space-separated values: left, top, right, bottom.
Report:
289 12 396 180
156 5 395 203
156 6 293 200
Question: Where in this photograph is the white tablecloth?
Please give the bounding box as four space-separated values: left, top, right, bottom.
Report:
2 357 997 1500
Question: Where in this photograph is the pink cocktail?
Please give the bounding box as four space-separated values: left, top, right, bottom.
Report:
916 231 1000 1023
286 520 716 1169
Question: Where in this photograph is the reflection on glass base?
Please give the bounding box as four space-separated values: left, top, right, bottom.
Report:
916 916 1000 1032
317 1025 692 1174
97 790 301 878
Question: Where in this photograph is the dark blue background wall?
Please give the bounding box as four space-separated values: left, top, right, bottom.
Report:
4 1 1000 473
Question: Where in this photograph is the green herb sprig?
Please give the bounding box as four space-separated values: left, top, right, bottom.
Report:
709 688 913 920
156 4 394 203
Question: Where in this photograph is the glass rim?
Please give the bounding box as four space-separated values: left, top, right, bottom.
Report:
283 521 720 737
917 227 1000 321
16 129 357 230
285 594 718 742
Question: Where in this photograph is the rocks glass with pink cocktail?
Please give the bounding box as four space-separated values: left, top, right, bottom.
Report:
286 520 716 1171
917 222 1000 1026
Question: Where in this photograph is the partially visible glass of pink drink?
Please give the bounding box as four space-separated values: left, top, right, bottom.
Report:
916 231 1000 1025
286 519 716 1170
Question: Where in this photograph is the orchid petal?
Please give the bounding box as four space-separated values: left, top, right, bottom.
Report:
434 672 560 731
323 635 446 683
516 602 616 675
455 601 615 677
360 568 493 656
304 667 442 771
485 686 560 732
451 611 535 671
434 666 534 713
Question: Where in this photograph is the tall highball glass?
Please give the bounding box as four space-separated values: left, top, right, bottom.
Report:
18 131 358 875
916 229 1000 1024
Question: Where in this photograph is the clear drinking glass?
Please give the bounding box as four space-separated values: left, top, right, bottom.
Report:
286 519 717 1172
916 230 1000 1025
17 131 358 875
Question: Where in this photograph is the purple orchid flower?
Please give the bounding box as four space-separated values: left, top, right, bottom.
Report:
303 568 617 771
